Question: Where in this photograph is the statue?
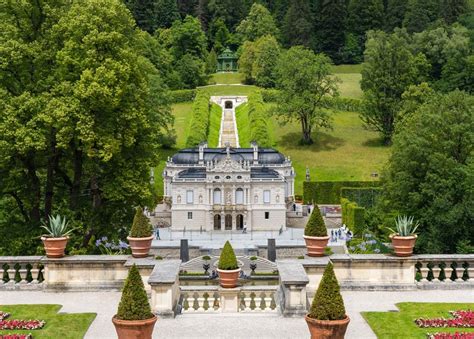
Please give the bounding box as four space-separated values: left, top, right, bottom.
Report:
306 167 310 181
226 190 232 204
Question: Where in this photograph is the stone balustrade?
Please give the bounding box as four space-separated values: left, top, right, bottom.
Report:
0 256 44 290
415 255 473 288
179 285 279 314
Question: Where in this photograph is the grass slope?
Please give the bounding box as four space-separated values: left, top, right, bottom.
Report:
198 84 259 96
210 72 244 84
235 103 251 147
0 304 96 339
363 302 474 339
208 103 222 147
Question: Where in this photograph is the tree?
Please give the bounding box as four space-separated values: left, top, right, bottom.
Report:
274 46 339 145
403 0 440 33
207 0 252 31
314 0 347 63
384 0 408 32
124 0 159 33
206 48 218 74
347 0 384 45
382 91 473 253
252 35 281 88
208 18 231 53
360 29 428 144
441 0 468 25
167 15 208 60
282 0 314 48
238 40 257 84
0 0 172 253
155 0 180 28
236 3 279 42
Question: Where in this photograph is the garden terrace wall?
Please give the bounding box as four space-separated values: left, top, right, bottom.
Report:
303 181 380 204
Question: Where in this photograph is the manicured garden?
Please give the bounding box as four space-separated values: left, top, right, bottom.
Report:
363 303 474 339
0 305 95 339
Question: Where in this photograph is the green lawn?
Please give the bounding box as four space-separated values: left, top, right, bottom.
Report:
336 73 363 98
363 302 474 339
331 64 363 73
210 72 244 84
0 304 96 338
172 102 193 148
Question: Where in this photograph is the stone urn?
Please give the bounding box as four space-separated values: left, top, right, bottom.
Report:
127 235 154 258
217 268 241 288
41 236 69 258
390 234 417 257
304 235 330 257
305 315 350 339
112 315 157 339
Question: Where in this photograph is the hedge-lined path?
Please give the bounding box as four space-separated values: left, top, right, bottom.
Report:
219 108 239 147
2 290 471 338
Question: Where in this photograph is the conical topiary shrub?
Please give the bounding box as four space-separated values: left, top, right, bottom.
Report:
309 262 346 320
130 207 153 238
218 241 238 270
305 206 327 237
116 264 153 321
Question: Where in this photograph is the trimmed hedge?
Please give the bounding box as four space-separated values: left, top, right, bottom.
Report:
341 198 365 236
185 91 210 147
169 89 196 103
340 187 382 208
218 241 238 270
304 206 327 237
247 92 272 147
303 181 380 204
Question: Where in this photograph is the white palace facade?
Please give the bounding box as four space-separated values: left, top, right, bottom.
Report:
162 142 295 232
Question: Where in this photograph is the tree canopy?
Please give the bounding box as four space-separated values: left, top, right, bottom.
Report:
236 3 279 42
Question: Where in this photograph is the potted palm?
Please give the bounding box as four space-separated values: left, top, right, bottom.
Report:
304 206 329 256
127 207 154 258
217 241 241 288
387 215 419 257
306 262 350 339
112 264 157 338
41 214 74 258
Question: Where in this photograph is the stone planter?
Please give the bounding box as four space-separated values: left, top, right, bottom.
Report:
127 235 154 258
41 236 69 258
390 234 417 257
217 268 241 288
305 314 350 339
304 235 330 257
112 315 157 339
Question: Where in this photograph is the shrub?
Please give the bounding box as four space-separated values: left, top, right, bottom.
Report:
304 207 327 237
261 88 280 102
341 198 366 236
185 91 211 147
340 187 382 208
218 241 238 270
130 207 152 238
169 89 196 103
309 262 346 320
116 264 153 321
247 92 272 147
303 181 380 204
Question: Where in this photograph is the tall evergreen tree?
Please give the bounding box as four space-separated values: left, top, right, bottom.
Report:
282 0 314 48
207 0 252 31
347 0 384 42
156 0 180 28
208 18 231 52
441 0 468 24
403 0 440 33
125 0 158 33
314 0 348 63
384 0 408 32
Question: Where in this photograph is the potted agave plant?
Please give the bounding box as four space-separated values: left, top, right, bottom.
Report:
112 264 157 339
41 214 74 258
387 215 419 257
127 207 154 258
306 262 350 339
217 241 241 288
304 206 330 257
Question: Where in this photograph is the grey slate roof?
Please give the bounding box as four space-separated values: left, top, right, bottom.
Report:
177 168 206 179
171 147 286 165
250 167 280 179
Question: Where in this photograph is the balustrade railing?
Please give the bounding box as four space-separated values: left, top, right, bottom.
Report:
239 286 279 313
415 255 473 285
0 256 44 289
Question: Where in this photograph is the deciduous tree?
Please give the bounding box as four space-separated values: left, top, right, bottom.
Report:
236 3 279 42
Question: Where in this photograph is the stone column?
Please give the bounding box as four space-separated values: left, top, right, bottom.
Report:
219 287 240 313
277 262 309 317
148 260 181 318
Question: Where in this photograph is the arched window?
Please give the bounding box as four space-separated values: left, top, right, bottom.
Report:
214 214 221 230
235 188 244 204
225 214 232 230
213 188 222 204
236 214 244 230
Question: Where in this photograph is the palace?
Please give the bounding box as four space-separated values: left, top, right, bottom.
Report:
162 142 295 232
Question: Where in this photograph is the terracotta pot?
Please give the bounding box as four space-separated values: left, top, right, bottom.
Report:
112 315 157 339
41 236 69 258
304 235 330 257
217 268 241 288
127 235 154 258
390 234 417 257
305 314 350 339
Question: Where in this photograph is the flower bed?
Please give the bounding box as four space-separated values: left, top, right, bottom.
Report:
0 320 45 330
415 311 474 328
427 332 474 339
0 335 33 339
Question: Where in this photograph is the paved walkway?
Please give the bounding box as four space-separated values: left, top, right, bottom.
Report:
219 108 239 147
2 290 472 338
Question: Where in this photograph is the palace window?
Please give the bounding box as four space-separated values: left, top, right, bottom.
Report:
263 190 271 204
235 188 244 204
186 190 194 204
188 212 193 219
265 212 270 219
213 188 222 204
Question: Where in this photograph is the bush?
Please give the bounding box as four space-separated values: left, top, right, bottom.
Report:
320 96 363 112
169 89 196 103
185 91 211 147
309 262 346 320
130 207 152 238
247 92 272 147
261 88 280 102
304 206 327 237
218 241 238 270
341 198 365 236
340 187 382 208
303 181 380 204
116 264 153 320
